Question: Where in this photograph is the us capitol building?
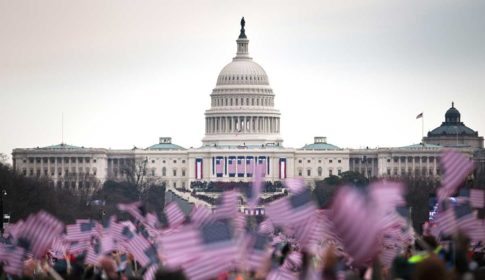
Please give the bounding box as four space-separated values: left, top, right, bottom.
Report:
11 19 484 192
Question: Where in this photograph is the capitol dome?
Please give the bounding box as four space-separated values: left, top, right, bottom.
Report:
216 60 269 86
202 18 282 147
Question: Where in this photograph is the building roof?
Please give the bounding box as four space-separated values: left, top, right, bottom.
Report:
301 136 340 150
428 124 478 136
40 143 83 150
399 143 441 149
427 102 479 137
301 142 340 150
147 143 186 151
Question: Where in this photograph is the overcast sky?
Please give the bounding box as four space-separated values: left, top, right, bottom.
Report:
1 0 484 159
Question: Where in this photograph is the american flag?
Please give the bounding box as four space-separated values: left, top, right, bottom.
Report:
470 189 485 208
284 178 305 193
143 264 159 280
267 267 296 280
228 158 236 175
369 180 405 215
233 212 247 236
66 240 91 255
247 165 264 208
380 245 399 268
164 202 186 227
100 233 116 255
330 187 381 265
66 220 97 241
84 238 101 265
0 244 25 276
118 201 147 223
14 211 64 258
436 201 476 235
213 191 239 220
257 157 266 176
215 158 224 174
190 205 213 227
182 254 235 280
265 188 317 226
438 149 475 201
246 158 254 176
282 251 302 271
258 219 275 235
49 236 67 259
4 219 23 238
120 227 156 267
468 219 485 242
146 212 161 229
287 212 318 248
158 220 237 268
245 233 271 270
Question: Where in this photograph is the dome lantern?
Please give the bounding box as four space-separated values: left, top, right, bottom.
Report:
235 17 250 59
445 101 461 123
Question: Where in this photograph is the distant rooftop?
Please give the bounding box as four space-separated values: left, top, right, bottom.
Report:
147 137 186 150
301 137 340 150
40 143 84 150
399 143 441 149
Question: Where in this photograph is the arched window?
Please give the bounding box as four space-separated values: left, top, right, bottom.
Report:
162 167 166 177
318 167 323 177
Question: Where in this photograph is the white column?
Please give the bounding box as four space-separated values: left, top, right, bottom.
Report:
255 117 259 133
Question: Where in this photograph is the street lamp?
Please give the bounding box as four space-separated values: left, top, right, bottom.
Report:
0 189 7 234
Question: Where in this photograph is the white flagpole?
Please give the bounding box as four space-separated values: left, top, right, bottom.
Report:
422 113 424 143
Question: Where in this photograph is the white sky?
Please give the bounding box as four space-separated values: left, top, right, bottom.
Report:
1 0 484 159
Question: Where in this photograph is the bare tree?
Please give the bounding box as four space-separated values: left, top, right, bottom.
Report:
0 153 9 166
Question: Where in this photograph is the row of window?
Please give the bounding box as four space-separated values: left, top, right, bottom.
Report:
23 157 97 164
386 156 437 163
213 96 273 107
111 167 186 177
386 168 440 176
23 167 97 177
298 159 342 164
55 180 95 189
297 167 342 177
109 158 185 164
218 74 267 83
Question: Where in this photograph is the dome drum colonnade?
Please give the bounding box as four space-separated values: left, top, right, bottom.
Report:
202 17 282 146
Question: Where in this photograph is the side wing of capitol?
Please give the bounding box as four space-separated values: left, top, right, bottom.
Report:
11 19 484 192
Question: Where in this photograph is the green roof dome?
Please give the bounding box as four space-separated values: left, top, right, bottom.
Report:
147 137 185 150
301 137 340 150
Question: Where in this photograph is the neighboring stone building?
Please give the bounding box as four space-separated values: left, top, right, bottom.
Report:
423 102 483 149
11 19 483 192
